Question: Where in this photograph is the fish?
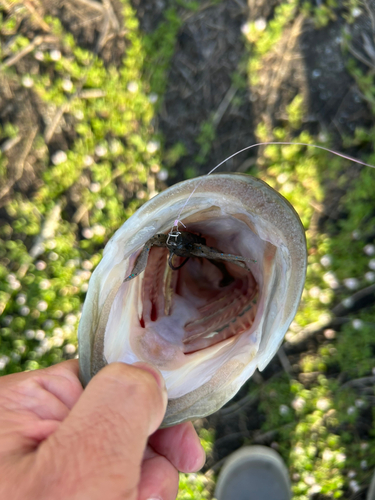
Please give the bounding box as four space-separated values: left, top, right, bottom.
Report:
78 173 307 426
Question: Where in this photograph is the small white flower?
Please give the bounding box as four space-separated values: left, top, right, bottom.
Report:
52 337 64 347
48 252 58 261
95 199 106 210
319 291 331 304
63 324 75 334
322 449 333 461
82 228 94 239
20 306 30 316
39 279 51 290
361 442 369 450
35 260 47 271
150 163 160 173
336 452 346 463
71 275 81 286
320 255 332 267
147 141 160 154
9 280 21 290
51 150 67 165
46 240 56 250
82 260 93 271
65 314 77 325
66 259 80 268
364 244 375 256
324 329 336 340
37 300 48 312
323 271 339 289
16 294 26 305
344 278 359 290
35 330 45 341
53 328 64 338
157 169 168 181
292 397 305 411
365 271 375 282
34 50 44 61
64 343 76 355
50 49 61 61
293 446 304 456
127 81 138 93
361 460 368 469
309 286 321 298
347 406 356 415
90 182 100 193
304 475 316 486
349 480 360 493
352 319 363 330
0 356 10 370
355 398 365 408
277 173 288 184
351 7 362 17
241 22 251 35
148 93 158 104
62 79 73 92
95 145 107 157
348 470 356 478
136 190 146 200
316 398 330 411
254 17 267 31
369 259 375 270
25 329 35 339
279 404 289 416
84 155 94 166
93 224 106 236
22 76 34 88
309 484 322 495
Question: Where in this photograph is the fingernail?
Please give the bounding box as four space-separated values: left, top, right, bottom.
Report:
132 362 167 394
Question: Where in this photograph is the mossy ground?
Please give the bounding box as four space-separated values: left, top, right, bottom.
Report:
1 0 375 498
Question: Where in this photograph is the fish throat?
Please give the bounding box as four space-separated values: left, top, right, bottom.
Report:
140 239 258 355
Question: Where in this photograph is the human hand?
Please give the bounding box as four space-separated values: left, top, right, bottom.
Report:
0 360 205 500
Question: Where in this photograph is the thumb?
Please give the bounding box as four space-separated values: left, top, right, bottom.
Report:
37 362 168 500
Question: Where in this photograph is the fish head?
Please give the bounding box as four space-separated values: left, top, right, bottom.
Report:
78 174 307 426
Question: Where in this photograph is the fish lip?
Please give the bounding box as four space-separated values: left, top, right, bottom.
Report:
78 174 307 425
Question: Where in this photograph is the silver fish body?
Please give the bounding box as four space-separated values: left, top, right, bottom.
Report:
78 174 307 426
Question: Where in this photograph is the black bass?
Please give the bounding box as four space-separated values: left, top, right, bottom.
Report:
78 174 307 426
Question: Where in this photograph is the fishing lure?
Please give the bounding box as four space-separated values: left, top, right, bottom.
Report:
124 230 256 287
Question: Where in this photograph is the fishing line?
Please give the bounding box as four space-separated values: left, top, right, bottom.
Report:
168 141 375 238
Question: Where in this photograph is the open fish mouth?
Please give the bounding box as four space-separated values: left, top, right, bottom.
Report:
78 174 307 426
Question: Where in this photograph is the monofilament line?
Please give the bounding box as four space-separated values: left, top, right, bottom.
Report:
170 141 375 233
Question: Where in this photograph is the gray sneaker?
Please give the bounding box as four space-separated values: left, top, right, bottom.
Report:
368 470 375 500
214 445 291 500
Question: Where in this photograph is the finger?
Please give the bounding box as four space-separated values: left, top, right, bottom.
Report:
37 362 168 499
0 359 80 389
149 422 206 473
138 446 179 500
36 372 83 410
1 377 72 422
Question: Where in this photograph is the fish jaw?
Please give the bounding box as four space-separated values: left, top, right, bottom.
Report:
78 174 307 426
